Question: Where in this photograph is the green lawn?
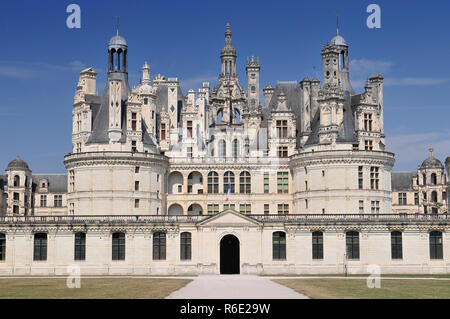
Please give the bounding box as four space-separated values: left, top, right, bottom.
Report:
0 278 191 299
274 278 450 299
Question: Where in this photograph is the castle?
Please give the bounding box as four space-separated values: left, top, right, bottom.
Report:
0 25 448 275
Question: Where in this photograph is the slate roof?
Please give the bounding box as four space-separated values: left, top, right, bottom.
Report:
391 172 416 191
32 174 68 193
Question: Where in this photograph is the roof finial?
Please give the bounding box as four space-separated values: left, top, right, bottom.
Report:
429 146 434 157
336 12 339 35
116 16 119 36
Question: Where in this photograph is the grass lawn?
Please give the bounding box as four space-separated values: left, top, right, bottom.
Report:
0 278 191 299
274 278 450 299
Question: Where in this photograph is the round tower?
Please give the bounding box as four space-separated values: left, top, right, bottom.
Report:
5 157 32 216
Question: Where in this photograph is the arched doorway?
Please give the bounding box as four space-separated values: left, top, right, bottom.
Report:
220 234 240 274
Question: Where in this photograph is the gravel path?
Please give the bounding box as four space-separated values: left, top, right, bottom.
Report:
166 275 309 299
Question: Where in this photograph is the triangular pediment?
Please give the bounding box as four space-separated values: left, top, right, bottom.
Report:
197 209 261 227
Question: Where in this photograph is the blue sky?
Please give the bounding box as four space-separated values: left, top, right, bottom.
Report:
0 0 449 173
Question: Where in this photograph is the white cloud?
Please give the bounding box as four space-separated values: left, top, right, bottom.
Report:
349 59 393 75
384 77 448 86
0 61 87 79
180 75 216 91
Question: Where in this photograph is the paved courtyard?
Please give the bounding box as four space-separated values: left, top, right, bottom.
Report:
166 275 309 299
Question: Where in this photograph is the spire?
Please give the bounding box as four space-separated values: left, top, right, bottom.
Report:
116 16 120 36
429 146 434 158
336 12 339 36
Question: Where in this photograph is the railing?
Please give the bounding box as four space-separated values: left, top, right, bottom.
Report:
169 156 290 165
0 214 447 225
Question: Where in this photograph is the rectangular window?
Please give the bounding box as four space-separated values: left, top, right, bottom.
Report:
180 232 191 261
346 231 359 260
371 201 380 214
112 233 125 261
264 172 269 194
207 204 219 215
54 195 62 207
364 113 373 131
13 192 19 201
131 141 137 152
276 120 288 138
365 140 373 151
33 233 47 261
0 234 5 261
161 123 166 140
312 231 323 260
40 195 47 207
187 147 193 158
135 199 139 208
277 204 289 215
277 172 289 194
74 232 86 261
430 232 443 260
370 167 379 190
398 193 407 205
131 112 137 131
359 200 364 214
135 181 139 191
264 204 270 215
414 193 419 205
277 146 288 158
273 232 286 260
239 204 251 215
153 232 166 260
135 166 140 173
358 166 363 189
187 121 193 138
391 231 403 260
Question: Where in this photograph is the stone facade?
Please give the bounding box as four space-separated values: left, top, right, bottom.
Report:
0 25 448 275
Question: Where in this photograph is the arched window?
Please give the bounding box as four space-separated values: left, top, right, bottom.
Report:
224 171 235 194
112 232 125 261
232 139 240 158
429 231 443 260
346 231 359 260
0 233 5 261
239 171 251 194
312 231 323 260
74 232 86 261
153 232 166 260
13 175 19 187
431 173 437 185
217 109 223 124
422 173 426 185
34 233 47 261
391 231 402 260
273 232 286 260
180 232 191 260
218 140 226 157
208 171 219 194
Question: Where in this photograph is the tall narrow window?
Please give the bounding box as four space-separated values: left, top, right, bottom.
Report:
208 172 219 194
135 181 140 191
219 140 226 157
187 121 193 138
40 195 47 207
69 170 75 192
370 167 379 190
131 112 137 131
273 232 286 260
264 172 269 194
131 141 137 152
277 146 288 158
161 123 166 140
429 231 443 260
365 140 373 151
264 204 270 215
232 139 239 158
74 232 86 261
54 195 63 207
13 175 19 187
391 231 402 260
371 201 380 214
187 147 193 158
414 193 419 205
112 232 125 261
224 171 235 193
358 166 363 189
153 232 166 260
0 233 5 261
180 232 191 260
312 231 323 260
346 231 359 260
239 171 251 193
364 113 373 131
431 173 437 185
34 233 47 261
276 120 288 138
359 200 364 214
277 172 289 193
398 193 407 205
